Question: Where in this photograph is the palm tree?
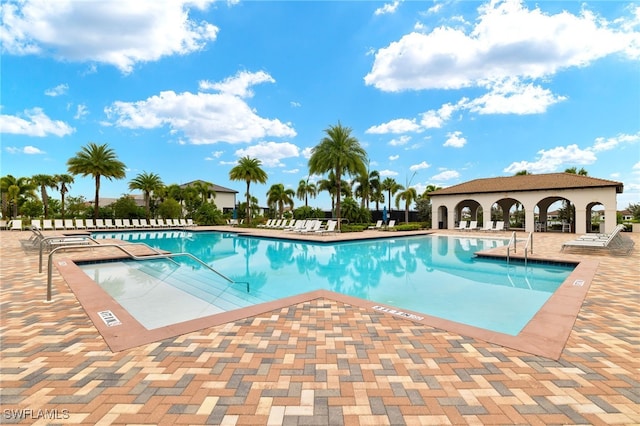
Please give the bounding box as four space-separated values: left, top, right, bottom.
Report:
381 177 403 212
317 171 351 213
308 122 367 230
54 174 74 219
30 174 56 218
190 180 215 204
1 175 37 218
395 187 418 223
353 169 380 208
129 172 164 220
66 142 126 219
229 156 268 225
267 183 295 219
296 178 317 207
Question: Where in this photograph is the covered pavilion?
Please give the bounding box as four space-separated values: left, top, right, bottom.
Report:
430 173 624 234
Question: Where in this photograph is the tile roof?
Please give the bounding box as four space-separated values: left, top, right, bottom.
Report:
180 179 238 193
430 173 624 196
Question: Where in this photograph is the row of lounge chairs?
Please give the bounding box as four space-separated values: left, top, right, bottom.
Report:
7 218 197 231
257 219 338 235
20 227 93 252
455 220 505 232
367 220 396 230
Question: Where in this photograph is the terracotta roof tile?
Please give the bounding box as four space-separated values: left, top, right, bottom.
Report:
430 173 623 196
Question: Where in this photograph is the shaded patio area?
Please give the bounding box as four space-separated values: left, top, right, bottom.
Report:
1 228 638 425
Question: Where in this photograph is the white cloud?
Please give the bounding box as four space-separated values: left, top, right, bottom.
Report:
1 0 219 73
199 70 274 98
365 118 421 134
204 150 224 161
503 144 597 174
365 0 640 92
389 154 399 161
290 101 301 108
443 131 466 148
374 1 401 16
388 135 411 147
301 147 313 159
5 145 45 154
105 71 296 144
464 79 567 114
379 169 399 177
420 102 457 128
74 104 89 119
591 132 640 152
234 141 300 167
44 83 68 97
432 170 460 181
409 161 430 171
0 107 74 137
283 168 299 174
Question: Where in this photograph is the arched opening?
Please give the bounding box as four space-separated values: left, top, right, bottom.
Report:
586 202 605 233
454 199 482 227
494 197 525 230
534 196 575 232
437 205 448 229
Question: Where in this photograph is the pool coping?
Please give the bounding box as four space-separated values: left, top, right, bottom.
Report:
53 246 597 360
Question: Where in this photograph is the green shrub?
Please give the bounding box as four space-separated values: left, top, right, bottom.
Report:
392 223 421 231
340 224 367 233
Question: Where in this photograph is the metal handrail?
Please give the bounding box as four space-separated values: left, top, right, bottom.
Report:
506 231 517 264
523 232 533 266
39 235 100 273
46 243 249 301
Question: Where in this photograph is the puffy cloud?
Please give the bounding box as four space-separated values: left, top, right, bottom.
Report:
409 161 430 171
420 102 457 128
0 107 74 137
234 141 300 167
503 144 597 174
5 145 45 154
432 170 460 181
590 132 640 152
374 1 401 16
365 118 421 134
199 71 274 98
389 154 399 161
388 135 411 146
379 169 399 177
1 0 219 73
74 104 89 119
44 83 68 97
105 71 296 144
463 79 567 115
443 131 466 148
365 0 640 92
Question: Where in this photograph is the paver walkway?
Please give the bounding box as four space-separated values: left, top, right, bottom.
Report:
1 228 638 425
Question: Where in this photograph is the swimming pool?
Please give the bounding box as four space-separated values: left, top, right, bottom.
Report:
82 231 574 336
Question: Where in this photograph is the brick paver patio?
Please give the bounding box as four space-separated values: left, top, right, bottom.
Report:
1 227 638 425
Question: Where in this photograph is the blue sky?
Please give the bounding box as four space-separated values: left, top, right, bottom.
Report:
1 0 639 210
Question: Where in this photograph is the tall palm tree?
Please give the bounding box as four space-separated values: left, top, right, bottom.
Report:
30 174 57 218
381 177 403 212
296 178 317 207
308 122 367 230
267 183 295 219
129 172 164 220
395 187 418 223
229 156 268 225
54 174 74 219
67 142 126 219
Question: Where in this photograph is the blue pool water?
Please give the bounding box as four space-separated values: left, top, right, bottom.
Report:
83 231 573 335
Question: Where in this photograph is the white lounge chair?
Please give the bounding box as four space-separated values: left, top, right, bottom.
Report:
54 219 65 230
386 220 396 230
463 220 478 231
300 220 323 233
178 218 188 227
454 220 468 231
316 220 337 235
368 220 383 230
104 219 116 229
31 219 42 229
0 220 7 230
9 220 23 231
285 220 306 232
186 218 196 227
114 219 124 228
122 218 132 228
492 221 505 232
84 219 96 230
481 221 495 232
95 219 105 229
41 219 54 230
64 219 76 229
75 218 86 229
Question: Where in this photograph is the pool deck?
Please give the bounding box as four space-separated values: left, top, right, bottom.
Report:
1 227 639 425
